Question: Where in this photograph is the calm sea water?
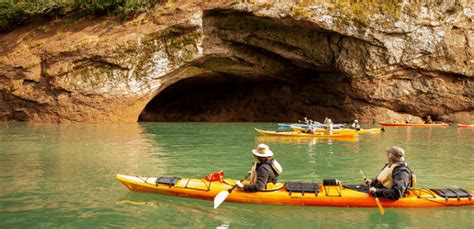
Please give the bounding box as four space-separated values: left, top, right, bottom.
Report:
0 122 473 228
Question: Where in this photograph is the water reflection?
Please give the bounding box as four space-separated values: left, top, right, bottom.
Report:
456 127 474 142
1 122 166 176
0 122 165 215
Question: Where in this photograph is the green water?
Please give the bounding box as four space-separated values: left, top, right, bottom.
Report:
0 122 473 228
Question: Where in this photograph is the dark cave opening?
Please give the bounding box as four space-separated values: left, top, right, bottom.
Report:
139 69 352 122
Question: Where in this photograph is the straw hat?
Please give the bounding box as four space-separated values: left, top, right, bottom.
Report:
252 144 273 157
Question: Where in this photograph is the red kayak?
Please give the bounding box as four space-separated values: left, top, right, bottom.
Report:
379 122 449 127
458 124 474 128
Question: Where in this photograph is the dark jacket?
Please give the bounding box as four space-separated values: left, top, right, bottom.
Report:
372 163 412 200
243 162 278 192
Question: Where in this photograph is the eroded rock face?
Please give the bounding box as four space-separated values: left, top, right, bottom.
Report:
0 1 472 123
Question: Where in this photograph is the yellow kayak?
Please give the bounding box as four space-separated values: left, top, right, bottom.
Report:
256 136 358 144
117 174 474 208
255 128 357 139
356 128 383 134
291 127 381 134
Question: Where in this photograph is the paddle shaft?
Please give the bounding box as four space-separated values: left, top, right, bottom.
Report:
360 170 385 215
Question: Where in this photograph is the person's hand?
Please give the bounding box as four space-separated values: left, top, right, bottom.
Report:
235 181 244 188
369 187 376 193
364 178 372 186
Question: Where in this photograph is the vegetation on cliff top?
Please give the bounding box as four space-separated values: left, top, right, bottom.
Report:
0 0 162 33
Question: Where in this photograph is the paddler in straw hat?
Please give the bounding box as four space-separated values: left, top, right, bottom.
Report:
235 144 283 192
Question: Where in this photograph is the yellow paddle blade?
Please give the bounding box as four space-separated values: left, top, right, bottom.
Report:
375 197 385 215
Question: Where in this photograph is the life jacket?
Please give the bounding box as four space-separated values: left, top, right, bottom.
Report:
376 163 414 189
249 159 282 184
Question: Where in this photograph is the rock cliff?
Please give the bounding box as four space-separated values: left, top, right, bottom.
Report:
0 1 472 123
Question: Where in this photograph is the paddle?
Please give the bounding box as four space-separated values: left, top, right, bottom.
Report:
213 173 250 209
359 170 385 215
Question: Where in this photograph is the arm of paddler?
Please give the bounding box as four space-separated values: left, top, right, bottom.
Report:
243 165 270 192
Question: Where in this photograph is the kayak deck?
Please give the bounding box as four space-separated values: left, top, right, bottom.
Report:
291 127 382 134
117 174 474 208
255 128 357 138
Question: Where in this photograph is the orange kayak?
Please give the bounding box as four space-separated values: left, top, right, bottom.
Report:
379 122 449 127
116 174 474 208
255 128 357 139
458 124 474 128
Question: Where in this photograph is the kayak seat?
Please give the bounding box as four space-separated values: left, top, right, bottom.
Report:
237 181 284 192
261 182 285 192
430 188 472 201
156 177 181 187
343 184 369 193
286 182 320 196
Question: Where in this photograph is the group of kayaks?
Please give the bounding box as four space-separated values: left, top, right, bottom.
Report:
255 122 473 140
116 120 473 209
116 174 474 208
254 128 380 139
259 122 384 139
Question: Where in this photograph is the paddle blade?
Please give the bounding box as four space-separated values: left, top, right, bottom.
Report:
375 197 385 215
359 170 367 179
213 191 229 209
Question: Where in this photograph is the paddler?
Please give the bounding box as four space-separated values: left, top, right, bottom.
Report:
235 144 283 191
326 118 333 135
351 119 361 131
365 146 414 200
425 115 433 124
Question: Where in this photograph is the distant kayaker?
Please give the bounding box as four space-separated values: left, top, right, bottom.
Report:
364 146 414 200
235 144 283 192
324 117 329 124
405 116 412 124
351 119 361 131
425 115 433 124
304 117 309 125
302 125 315 134
326 119 333 135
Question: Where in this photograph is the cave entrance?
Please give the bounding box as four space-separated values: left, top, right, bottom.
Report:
139 9 357 122
139 69 350 122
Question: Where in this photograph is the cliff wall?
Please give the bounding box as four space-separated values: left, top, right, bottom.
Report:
0 1 472 123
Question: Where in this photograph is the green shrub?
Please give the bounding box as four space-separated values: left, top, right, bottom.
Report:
115 0 154 19
0 0 158 33
0 1 25 32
